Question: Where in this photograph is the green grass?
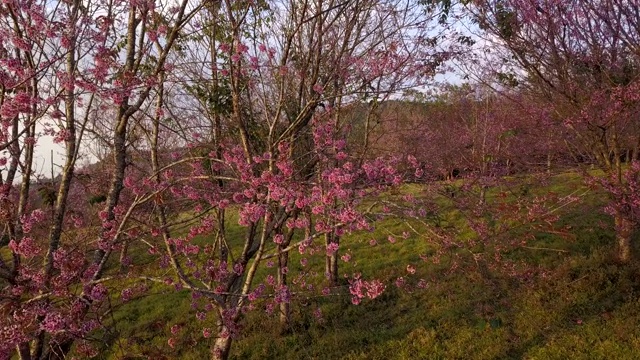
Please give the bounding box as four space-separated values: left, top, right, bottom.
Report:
93 171 640 359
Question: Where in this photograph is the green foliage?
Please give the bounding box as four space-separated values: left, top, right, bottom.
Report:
421 0 473 24
496 71 519 87
494 1 518 40
38 186 57 207
89 194 107 205
185 82 233 116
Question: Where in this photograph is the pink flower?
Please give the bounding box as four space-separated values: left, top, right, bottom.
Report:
236 43 249 53
148 30 158 42
219 43 231 53
365 279 385 299
170 324 180 335
266 274 275 286
121 288 134 302
41 313 66 332
90 284 108 302
313 308 323 321
30 209 45 223
326 242 339 255
406 265 416 274
273 234 284 244
233 263 244 275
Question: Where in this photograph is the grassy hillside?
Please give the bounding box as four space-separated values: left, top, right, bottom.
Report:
95 172 640 359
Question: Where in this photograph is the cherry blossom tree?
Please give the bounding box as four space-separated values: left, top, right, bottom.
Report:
136 0 452 357
0 0 455 358
460 0 640 262
0 0 200 358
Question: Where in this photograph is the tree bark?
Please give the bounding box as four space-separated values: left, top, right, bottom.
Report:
325 233 339 285
278 249 291 331
212 329 233 360
17 343 30 360
615 212 633 263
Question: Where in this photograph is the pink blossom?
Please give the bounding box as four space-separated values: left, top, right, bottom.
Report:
170 324 180 335
274 285 291 304
313 308 323 321
196 312 206 321
406 265 416 274
365 279 386 299
236 43 249 53
233 263 244 275
30 209 45 222
121 288 134 302
417 279 428 289
266 275 275 286
219 43 231 53
326 242 339 255
90 284 108 302
273 234 284 244
41 313 66 333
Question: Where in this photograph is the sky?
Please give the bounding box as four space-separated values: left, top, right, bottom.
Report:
23 0 485 179
33 132 66 178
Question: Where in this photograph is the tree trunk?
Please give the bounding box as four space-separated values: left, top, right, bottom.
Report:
615 212 633 263
212 330 233 360
119 241 129 273
328 252 338 285
324 233 339 285
479 186 487 206
277 249 290 331
17 342 30 360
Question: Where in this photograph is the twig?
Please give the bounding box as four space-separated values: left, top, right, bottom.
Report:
521 246 569 253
